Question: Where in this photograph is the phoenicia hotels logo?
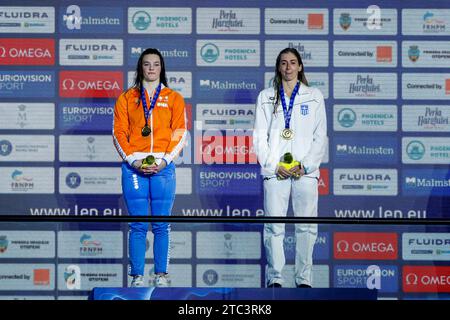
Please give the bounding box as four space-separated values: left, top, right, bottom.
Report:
338 108 357 128
406 140 425 160
132 11 151 30
201 43 219 63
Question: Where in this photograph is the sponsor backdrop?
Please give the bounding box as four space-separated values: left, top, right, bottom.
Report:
0 0 449 300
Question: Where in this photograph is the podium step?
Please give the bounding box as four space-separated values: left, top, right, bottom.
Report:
90 287 377 300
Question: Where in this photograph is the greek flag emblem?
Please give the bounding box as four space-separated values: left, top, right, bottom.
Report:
301 104 309 115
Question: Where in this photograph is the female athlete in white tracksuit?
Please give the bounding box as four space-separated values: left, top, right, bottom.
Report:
253 48 327 288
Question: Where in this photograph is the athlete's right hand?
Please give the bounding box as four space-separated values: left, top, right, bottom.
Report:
132 160 155 175
276 165 292 180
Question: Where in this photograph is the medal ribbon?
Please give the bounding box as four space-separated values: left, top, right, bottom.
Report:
280 81 300 129
141 83 162 127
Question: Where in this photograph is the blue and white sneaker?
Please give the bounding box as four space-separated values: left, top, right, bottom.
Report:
154 274 171 287
130 275 145 287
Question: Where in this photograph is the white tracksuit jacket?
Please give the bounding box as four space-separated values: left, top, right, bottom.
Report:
253 83 327 177
253 83 327 287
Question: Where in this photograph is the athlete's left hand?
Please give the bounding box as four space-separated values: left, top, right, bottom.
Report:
290 165 305 179
145 160 166 174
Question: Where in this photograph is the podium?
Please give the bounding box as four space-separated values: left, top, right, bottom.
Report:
90 287 378 300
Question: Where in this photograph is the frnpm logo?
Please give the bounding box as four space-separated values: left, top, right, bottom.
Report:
403 169 450 196
334 232 398 260
195 165 261 195
0 38 54 65
334 265 398 293
403 266 450 293
59 71 123 98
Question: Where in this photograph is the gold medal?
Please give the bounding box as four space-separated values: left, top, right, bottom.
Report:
281 128 294 140
141 125 151 137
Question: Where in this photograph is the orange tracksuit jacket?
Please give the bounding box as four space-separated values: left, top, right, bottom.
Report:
113 85 187 166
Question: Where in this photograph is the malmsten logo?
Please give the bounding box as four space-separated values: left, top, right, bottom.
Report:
334 232 398 260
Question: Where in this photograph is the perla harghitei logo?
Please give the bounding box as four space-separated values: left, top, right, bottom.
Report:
408 46 420 62
200 43 219 63
338 108 357 128
406 141 426 160
132 11 151 30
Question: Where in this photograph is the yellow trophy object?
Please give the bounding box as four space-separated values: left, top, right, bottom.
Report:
277 152 301 180
141 155 155 169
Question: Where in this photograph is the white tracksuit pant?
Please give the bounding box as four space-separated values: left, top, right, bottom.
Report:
264 175 318 287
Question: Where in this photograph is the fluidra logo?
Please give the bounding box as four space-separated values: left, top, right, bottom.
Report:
63 5 82 30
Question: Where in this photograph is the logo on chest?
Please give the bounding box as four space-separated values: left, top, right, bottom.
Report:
300 104 309 116
157 95 169 108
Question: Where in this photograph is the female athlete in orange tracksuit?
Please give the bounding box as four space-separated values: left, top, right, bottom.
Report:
113 48 187 287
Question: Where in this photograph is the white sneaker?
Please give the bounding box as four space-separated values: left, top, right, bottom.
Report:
130 275 145 287
154 274 171 287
